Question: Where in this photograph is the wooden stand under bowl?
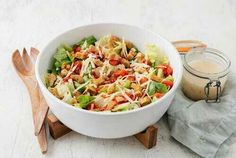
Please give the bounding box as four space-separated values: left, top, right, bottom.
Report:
47 114 158 149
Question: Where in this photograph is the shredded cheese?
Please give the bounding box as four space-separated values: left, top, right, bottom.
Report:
121 38 128 57
130 62 150 68
73 80 90 93
80 55 95 77
116 84 137 104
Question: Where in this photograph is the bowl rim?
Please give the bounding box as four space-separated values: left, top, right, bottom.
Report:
35 23 183 116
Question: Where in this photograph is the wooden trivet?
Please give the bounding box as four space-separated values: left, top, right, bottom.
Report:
47 114 158 149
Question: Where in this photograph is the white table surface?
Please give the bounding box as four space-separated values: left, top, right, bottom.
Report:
1 0 236 157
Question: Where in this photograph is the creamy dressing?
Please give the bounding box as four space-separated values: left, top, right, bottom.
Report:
182 59 227 101
190 59 223 73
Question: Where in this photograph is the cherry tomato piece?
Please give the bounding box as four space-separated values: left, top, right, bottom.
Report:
109 59 120 66
113 70 128 78
154 93 164 98
162 80 173 88
140 77 148 84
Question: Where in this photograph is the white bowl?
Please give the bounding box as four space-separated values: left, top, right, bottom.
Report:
35 23 183 139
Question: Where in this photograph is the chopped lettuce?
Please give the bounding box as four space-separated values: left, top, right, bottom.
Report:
74 80 90 93
111 103 139 112
113 41 123 54
74 103 82 109
56 83 73 104
152 96 158 102
66 81 75 93
164 75 174 82
54 48 68 62
147 81 168 95
66 51 74 62
98 86 108 93
124 80 131 89
147 81 156 96
45 73 50 87
56 84 70 97
77 36 97 49
76 95 95 108
62 91 73 104
61 44 73 52
145 44 169 66
96 35 111 47
83 75 90 82
52 44 74 73
85 63 92 74
54 44 73 62
157 68 164 78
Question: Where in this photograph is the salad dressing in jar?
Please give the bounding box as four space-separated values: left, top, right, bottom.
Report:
181 48 231 102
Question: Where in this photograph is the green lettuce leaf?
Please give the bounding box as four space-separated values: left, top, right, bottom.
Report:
147 81 168 95
61 43 73 52
77 36 97 49
111 103 139 112
54 47 68 62
53 44 74 66
96 35 111 47
76 95 95 108
145 44 169 66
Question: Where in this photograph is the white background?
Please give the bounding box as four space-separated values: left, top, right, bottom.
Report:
1 0 236 157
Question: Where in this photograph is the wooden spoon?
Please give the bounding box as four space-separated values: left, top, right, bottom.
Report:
12 48 48 154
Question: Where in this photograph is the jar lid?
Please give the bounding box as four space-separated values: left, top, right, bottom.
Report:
183 48 231 79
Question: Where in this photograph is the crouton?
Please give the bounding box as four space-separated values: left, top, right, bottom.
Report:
48 87 60 98
107 84 116 94
93 59 103 67
134 67 146 73
106 100 117 110
71 74 84 83
48 73 57 87
61 69 68 77
135 52 145 63
87 85 97 95
121 58 130 68
139 96 151 106
131 83 142 97
127 48 137 60
150 74 162 82
75 51 87 59
92 77 105 86
125 41 134 50
115 96 126 103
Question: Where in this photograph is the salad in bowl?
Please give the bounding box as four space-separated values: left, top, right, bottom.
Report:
45 35 174 112
36 24 182 138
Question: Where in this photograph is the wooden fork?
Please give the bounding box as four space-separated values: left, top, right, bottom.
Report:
12 48 48 154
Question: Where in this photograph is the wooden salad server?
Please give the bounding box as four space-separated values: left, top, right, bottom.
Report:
12 48 49 154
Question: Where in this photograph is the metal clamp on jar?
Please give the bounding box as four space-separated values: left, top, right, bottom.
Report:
181 48 231 102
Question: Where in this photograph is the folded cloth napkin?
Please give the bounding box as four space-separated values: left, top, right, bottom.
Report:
167 73 236 158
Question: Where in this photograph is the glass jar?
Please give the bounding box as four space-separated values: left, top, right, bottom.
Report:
181 48 231 102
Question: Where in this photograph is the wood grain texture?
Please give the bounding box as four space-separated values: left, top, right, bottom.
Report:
1 0 236 158
37 123 47 154
12 49 48 153
134 126 158 149
47 114 72 139
29 48 49 136
47 114 157 149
